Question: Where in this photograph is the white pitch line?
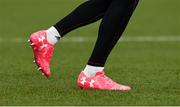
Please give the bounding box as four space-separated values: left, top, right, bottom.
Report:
121 36 180 42
0 35 180 43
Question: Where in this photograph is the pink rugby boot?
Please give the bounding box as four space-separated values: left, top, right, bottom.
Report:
77 71 131 91
28 31 54 78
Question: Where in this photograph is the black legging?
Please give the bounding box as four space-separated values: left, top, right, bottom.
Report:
54 0 139 67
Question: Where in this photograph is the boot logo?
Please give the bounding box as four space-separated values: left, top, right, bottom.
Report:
80 77 86 85
89 80 95 88
38 36 48 49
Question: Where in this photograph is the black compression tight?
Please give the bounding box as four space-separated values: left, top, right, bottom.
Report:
54 0 139 67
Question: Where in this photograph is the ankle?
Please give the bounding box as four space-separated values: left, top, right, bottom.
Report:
46 26 61 45
83 65 104 77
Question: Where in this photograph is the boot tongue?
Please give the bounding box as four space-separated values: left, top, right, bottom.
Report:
95 71 105 76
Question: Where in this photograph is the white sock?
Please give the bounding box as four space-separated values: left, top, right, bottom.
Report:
83 65 104 77
46 26 61 45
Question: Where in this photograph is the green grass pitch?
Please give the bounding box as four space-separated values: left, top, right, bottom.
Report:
0 0 180 105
